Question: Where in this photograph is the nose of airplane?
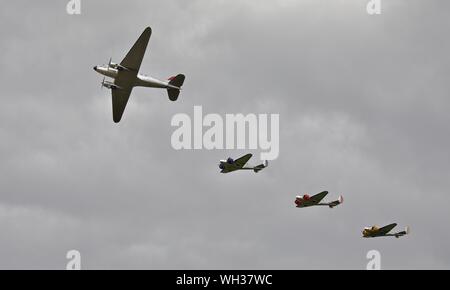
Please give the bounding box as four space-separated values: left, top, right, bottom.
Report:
93 66 97 71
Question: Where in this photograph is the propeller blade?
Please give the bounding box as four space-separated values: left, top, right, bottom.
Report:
101 77 105 89
106 57 112 71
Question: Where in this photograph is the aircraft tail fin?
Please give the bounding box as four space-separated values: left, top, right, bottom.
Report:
167 74 185 101
253 160 268 173
168 74 185 88
328 195 344 208
394 226 410 238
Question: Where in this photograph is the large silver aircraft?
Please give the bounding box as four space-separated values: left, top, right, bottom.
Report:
94 27 185 123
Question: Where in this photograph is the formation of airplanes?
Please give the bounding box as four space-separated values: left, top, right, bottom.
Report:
93 27 409 240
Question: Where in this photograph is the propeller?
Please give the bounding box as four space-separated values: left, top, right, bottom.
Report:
101 77 105 89
105 57 112 71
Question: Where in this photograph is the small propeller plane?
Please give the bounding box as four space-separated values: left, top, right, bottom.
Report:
295 191 343 208
362 223 410 239
219 154 268 173
93 27 185 123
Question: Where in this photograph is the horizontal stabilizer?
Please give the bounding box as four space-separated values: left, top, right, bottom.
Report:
253 160 268 173
168 88 180 101
328 195 344 208
167 74 185 101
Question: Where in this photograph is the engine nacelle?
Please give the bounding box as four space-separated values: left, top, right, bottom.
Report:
362 228 371 237
101 80 121 90
109 62 129 71
102 82 116 89
219 163 225 170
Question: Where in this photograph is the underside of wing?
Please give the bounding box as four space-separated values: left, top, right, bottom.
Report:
120 27 152 72
234 154 253 168
310 191 329 204
378 223 397 236
112 88 132 123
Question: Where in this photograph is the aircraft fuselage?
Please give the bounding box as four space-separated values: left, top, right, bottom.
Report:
93 65 179 89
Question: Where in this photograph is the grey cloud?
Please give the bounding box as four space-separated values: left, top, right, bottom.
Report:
0 0 449 269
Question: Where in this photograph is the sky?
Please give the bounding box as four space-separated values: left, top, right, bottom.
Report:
0 0 449 269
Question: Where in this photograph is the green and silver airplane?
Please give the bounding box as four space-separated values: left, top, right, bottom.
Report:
219 154 268 173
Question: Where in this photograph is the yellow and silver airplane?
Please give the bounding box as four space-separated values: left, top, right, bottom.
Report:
362 223 410 238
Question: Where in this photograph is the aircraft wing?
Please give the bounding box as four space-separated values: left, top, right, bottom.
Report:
111 88 133 123
378 223 397 236
310 191 329 204
234 154 253 168
120 27 152 72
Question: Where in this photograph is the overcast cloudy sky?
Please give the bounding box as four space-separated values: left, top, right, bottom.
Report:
0 0 449 269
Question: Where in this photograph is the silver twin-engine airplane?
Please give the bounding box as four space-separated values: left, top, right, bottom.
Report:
94 27 185 123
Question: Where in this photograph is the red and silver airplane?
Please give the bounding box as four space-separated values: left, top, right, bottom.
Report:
295 191 343 208
94 27 185 123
